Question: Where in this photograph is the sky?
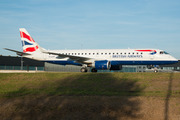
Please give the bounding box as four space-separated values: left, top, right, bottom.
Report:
0 0 180 59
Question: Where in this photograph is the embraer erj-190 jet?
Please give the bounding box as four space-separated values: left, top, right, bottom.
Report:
4 28 178 72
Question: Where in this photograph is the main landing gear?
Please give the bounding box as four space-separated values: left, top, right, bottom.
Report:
80 64 88 73
80 68 98 73
80 64 98 73
80 68 88 72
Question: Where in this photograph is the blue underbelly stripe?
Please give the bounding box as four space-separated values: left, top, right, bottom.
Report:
43 60 178 66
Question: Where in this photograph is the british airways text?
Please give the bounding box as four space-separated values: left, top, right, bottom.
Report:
112 55 143 58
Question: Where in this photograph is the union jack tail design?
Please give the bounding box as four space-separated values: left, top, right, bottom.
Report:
19 28 39 53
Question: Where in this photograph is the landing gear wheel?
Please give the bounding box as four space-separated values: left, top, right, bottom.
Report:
91 68 97 72
154 70 158 73
81 68 87 73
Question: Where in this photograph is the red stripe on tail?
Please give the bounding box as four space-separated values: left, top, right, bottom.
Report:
23 46 38 52
20 32 35 42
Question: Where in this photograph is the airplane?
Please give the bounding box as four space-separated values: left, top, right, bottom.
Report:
4 28 178 72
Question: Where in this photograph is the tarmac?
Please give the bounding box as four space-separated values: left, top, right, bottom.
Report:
0 70 44 73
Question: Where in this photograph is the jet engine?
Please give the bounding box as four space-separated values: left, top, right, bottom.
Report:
92 60 111 70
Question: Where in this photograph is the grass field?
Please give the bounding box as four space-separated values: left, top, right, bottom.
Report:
0 72 180 120
0 72 180 97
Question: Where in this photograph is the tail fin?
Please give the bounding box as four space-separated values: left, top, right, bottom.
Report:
20 28 39 53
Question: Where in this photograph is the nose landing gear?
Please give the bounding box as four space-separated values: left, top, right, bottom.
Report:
154 69 158 73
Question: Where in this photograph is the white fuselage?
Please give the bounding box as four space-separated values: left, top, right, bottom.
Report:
24 48 178 66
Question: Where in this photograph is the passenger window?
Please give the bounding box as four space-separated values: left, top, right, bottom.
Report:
93 53 95 55
78 53 80 55
132 53 134 54
89 53 91 55
109 53 111 55
141 53 143 54
117 53 118 54
101 53 103 55
124 53 126 54
75 53 76 55
82 53 83 55
128 53 130 54
97 53 99 55
85 53 87 55
137 52 138 54
105 53 107 55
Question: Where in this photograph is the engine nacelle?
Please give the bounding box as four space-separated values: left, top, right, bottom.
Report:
92 60 111 70
110 65 122 70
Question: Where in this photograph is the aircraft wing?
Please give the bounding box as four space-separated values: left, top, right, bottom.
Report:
4 48 31 55
44 51 92 63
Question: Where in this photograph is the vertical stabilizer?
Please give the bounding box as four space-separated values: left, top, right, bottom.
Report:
19 28 39 53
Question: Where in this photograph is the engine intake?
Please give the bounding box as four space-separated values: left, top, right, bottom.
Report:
92 60 111 70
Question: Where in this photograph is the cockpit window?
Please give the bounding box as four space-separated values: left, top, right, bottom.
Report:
160 51 163 54
160 51 169 54
164 51 169 54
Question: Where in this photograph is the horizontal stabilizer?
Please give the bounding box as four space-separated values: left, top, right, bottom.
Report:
4 48 31 56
